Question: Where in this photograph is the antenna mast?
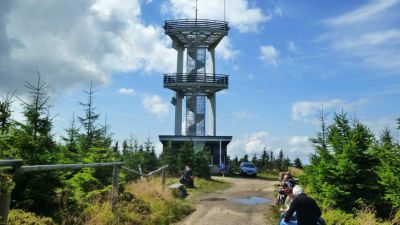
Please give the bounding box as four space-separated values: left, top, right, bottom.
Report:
195 0 198 21
224 0 226 21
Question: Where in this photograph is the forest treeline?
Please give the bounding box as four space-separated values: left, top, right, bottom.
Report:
229 148 303 174
0 76 206 223
301 111 400 223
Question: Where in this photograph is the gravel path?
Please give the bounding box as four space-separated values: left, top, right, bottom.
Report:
175 176 277 225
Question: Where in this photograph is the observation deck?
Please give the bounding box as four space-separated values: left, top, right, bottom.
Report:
163 73 228 94
164 19 229 48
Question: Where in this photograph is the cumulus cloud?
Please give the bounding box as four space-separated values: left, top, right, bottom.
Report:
259 45 279 65
291 98 369 122
288 135 309 147
228 132 313 163
229 131 269 156
118 88 135 95
163 0 269 33
216 37 239 60
0 0 175 96
142 94 169 118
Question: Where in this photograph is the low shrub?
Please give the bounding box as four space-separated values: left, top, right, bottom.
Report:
81 178 193 225
8 209 54 225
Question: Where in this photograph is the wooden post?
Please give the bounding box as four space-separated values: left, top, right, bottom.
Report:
111 165 120 212
0 191 11 225
161 169 166 185
0 159 22 225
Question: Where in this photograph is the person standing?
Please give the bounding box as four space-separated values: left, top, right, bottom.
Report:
284 186 322 225
219 162 225 177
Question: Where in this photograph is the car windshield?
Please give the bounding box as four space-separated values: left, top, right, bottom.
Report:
242 163 255 168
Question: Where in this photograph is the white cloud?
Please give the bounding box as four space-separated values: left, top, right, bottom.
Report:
0 0 175 96
118 88 135 95
320 0 400 71
288 135 309 147
333 29 400 49
228 132 313 163
163 0 268 33
291 98 369 122
326 0 400 26
260 45 279 65
216 37 239 60
142 94 169 118
229 131 269 156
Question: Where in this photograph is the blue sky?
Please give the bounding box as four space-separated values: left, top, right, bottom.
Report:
1 0 399 163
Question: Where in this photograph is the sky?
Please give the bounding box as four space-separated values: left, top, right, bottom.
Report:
1 0 400 163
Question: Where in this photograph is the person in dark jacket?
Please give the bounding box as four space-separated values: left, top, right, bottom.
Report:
284 185 322 225
180 165 194 187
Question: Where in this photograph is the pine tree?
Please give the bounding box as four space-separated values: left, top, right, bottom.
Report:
62 113 80 154
15 73 55 163
251 154 258 165
142 138 158 172
373 127 400 210
293 157 303 169
260 148 268 171
0 91 15 135
242 154 249 162
78 81 100 151
304 112 377 211
283 156 291 171
277 149 284 171
0 91 15 158
12 73 59 216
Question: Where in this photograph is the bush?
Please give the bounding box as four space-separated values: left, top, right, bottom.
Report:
0 173 14 193
81 179 193 225
8 209 54 225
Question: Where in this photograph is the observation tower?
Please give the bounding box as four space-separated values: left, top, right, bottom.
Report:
159 18 232 166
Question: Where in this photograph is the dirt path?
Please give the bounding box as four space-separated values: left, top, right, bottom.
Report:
175 176 277 225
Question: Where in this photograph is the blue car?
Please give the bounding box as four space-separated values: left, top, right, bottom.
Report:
239 162 257 177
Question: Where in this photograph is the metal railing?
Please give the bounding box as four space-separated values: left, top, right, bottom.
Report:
164 19 229 32
163 73 229 85
0 159 168 225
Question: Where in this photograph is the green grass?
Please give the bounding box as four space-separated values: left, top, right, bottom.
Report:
256 172 279 181
167 176 231 199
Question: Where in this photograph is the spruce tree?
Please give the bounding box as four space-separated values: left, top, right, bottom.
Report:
0 91 15 135
12 73 59 216
0 91 15 158
78 81 100 151
62 113 80 154
293 157 303 169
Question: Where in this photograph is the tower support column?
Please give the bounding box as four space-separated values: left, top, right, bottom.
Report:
175 93 182 135
209 47 216 76
174 43 184 135
208 94 216 136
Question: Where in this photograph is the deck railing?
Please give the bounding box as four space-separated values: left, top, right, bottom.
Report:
163 73 229 86
164 19 229 31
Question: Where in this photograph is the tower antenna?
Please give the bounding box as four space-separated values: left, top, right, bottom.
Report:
224 0 226 22
195 0 198 21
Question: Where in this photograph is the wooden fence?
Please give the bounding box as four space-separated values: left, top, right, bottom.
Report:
0 159 168 225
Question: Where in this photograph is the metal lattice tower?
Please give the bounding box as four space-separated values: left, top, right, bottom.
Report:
163 19 229 136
